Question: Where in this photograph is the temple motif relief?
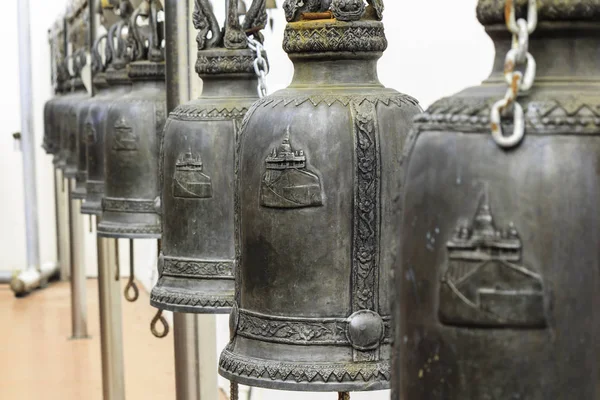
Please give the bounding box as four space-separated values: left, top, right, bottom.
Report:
259 127 323 209
112 116 138 151
439 189 547 329
173 150 213 199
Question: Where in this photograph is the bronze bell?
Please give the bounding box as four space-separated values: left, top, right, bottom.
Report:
97 0 166 238
150 0 268 314
43 21 67 157
81 21 133 216
219 0 421 393
394 0 600 398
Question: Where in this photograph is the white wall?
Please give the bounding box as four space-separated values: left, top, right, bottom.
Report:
1 1 494 399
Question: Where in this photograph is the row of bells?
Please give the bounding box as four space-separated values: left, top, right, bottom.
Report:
42 0 600 397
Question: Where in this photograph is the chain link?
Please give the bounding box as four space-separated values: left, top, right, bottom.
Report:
490 0 537 148
247 37 269 98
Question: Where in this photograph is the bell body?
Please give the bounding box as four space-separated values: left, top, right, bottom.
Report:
62 79 90 180
81 71 132 215
55 81 88 172
394 8 600 400
219 20 421 392
151 53 259 314
43 91 64 156
97 62 166 239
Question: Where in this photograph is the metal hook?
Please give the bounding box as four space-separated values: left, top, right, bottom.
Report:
124 239 139 302
150 309 169 338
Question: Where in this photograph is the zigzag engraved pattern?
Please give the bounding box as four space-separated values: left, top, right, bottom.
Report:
219 348 391 383
283 22 387 54
150 287 234 308
170 105 250 121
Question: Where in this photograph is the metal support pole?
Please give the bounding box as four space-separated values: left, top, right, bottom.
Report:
165 1 218 399
97 217 126 400
69 179 88 338
10 0 45 295
59 169 72 280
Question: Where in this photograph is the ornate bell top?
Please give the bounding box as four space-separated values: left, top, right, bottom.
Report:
477 0 600 26
194 0 267 77
127 0 166 81
282 0 386 58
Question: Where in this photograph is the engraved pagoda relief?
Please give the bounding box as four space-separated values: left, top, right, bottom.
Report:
112 116 138 151
439 189 547 329
259 127 323 209
173 150 213 199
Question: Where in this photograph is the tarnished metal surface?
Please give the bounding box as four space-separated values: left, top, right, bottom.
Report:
219 0 422 392
81 20 133 216
393 1 600 399
97 0 166 238
150 0 267 315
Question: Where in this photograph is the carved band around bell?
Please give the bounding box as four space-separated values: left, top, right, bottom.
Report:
86 181 104 194
196 55 257 76
219 347 391 384
161 257 235 279
283 21 387 55
170 104 250 121
235 309 391 347
476 0 600 26
414 96 600 135
150 286 235 309
102 198 156 213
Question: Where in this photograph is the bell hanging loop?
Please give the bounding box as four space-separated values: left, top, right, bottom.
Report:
150 309 169 338
505 0 538 34
124 240 139 302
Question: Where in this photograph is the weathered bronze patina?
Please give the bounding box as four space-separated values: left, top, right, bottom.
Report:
219 0 421 392
97 0 166 238
81 8 135 216
150 0 268 314
394 1 600 398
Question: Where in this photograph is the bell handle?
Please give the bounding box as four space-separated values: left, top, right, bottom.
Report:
150 309 170 338
128 6 146 62
91 33 108 73
193 0 222 49
147 0 165 62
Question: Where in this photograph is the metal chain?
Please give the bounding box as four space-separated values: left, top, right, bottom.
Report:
490 0 537 148
247 37 269 98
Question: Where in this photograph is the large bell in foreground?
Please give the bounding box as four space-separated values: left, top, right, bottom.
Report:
97 0 166 238
81 23 133 215
219 0 421 392
150 0 267 313
394 1 600 399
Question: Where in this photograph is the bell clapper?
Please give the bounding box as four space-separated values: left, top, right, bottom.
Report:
89 215 93 233
150 309 169 338
124 239 139 302
338 393 350 400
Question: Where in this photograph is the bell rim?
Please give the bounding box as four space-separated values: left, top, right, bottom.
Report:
150 284 234 315
219 348 390 392
149 299 233 315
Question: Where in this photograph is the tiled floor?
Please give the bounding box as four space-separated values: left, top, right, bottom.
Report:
0 279 176 399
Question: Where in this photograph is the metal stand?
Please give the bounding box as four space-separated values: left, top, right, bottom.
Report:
68 179 88 338
97 217 126 400
10 0 60 295
58 169 72 280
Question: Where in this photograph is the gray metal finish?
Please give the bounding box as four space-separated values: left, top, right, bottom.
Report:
150 0 266 314
219 0 421 392
97 0 166 239
96 219 126 400
393 1 600 399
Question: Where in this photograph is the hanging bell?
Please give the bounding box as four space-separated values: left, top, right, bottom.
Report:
150 0 268 314
43 21 67 158
219 0 421 392
81 20 134 215
394 0 600 398
97 0 166 238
